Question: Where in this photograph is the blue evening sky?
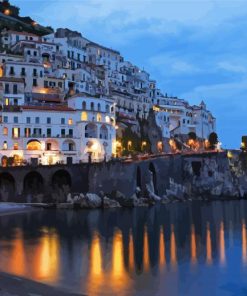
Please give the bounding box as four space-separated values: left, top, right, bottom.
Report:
10 0 247 148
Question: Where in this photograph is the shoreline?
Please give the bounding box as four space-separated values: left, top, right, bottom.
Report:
0 272 81 296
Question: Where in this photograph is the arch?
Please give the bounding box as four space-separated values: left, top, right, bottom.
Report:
42 53 50 62
1 155 8 167
0 172 15 201
27 139 41 151
99 125 108 140
85 123 97 138
149 163 157 194
23 171 44 194
62 139 76 151
52 169 71 188
45 139 59 151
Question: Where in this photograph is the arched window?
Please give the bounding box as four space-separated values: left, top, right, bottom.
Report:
85 123 97 138
91 102 94 111
97 103 101 111
81 111 88 121
106 104 110 113
100 125 108 140
82 101 86 110
97 113 102 122
26 140 41 151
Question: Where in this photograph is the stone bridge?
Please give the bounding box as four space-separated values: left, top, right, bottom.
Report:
0 152 228 202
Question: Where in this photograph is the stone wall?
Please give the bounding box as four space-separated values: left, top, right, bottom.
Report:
0 151 246 203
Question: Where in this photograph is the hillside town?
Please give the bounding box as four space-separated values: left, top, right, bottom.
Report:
0 0 217 166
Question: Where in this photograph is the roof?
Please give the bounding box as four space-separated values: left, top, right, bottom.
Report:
87 42 120 55
21 105 75 112
0 77 25 83
3 30 39 38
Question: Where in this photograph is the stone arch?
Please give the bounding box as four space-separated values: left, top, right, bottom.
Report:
62 139 76 151
26 139 41 151
85 123 97 138
99 124 108 140
0 172 15 201
52 169 71 189
24 171 44 194
149 162 157 195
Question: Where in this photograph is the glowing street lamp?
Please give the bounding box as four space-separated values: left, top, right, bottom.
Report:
128 141 132 151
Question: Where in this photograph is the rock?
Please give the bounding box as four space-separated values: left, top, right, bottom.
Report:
134 198 150 207
112 191 137 207
79 193 85 199
99 191 105 198
103 196 121 208
67 193 73 203
85 193 102 208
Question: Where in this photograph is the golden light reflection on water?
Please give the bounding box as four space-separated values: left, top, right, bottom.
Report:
0 227 60 283
170 224 177 270
190 224 197 266
86 229 132 296
242 219 247 265
129 230 135 272
9 229 26 276
143 227 149 272
159 226 166 269
219 222 226 266
206 222 212 265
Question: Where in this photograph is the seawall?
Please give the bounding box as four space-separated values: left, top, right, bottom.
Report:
0 151 246 202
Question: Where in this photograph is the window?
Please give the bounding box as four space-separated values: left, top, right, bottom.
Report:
46 143 51 151
4 98 9 106
13 84 17 94
68 118 73 125
3 116 8 123
34 51 37 57
10 66 14 75
14 116 18 123
4 84 9 94
40 71 43 78
33 79 37 87
13 143 18 150
47 117 51 124
12 127 20 138
81 111 88 121
47 128 51 137
91 102 94 111
33 69 37 77
97 103 101 111
3 127 8 135
82 101 86 110
21 68 25 76
69 129 73 137
35 117 40 124
26 117 31 124
24 128 31 137
3 141 7 150
61 129 65 137
61 118 65 125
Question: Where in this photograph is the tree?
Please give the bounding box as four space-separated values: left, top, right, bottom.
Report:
208 132 218 149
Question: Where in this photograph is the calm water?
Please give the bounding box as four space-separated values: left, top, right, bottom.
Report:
1 201 247 295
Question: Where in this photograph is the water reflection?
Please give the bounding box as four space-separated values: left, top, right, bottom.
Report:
0 201 247 295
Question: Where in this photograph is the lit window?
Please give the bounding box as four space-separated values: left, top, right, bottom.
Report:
3 141 7 150
5 98 9 106
68 118 73 125
81 112 88 121
97 113 102 122
12 127 19 138
105 116 110 123
3 127 8 135
13 143 18 150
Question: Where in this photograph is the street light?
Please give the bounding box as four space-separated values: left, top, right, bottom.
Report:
128 140 132 150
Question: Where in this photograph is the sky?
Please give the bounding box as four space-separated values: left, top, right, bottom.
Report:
10 0 247 148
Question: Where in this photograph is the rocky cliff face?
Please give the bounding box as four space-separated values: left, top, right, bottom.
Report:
181 152 247 199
